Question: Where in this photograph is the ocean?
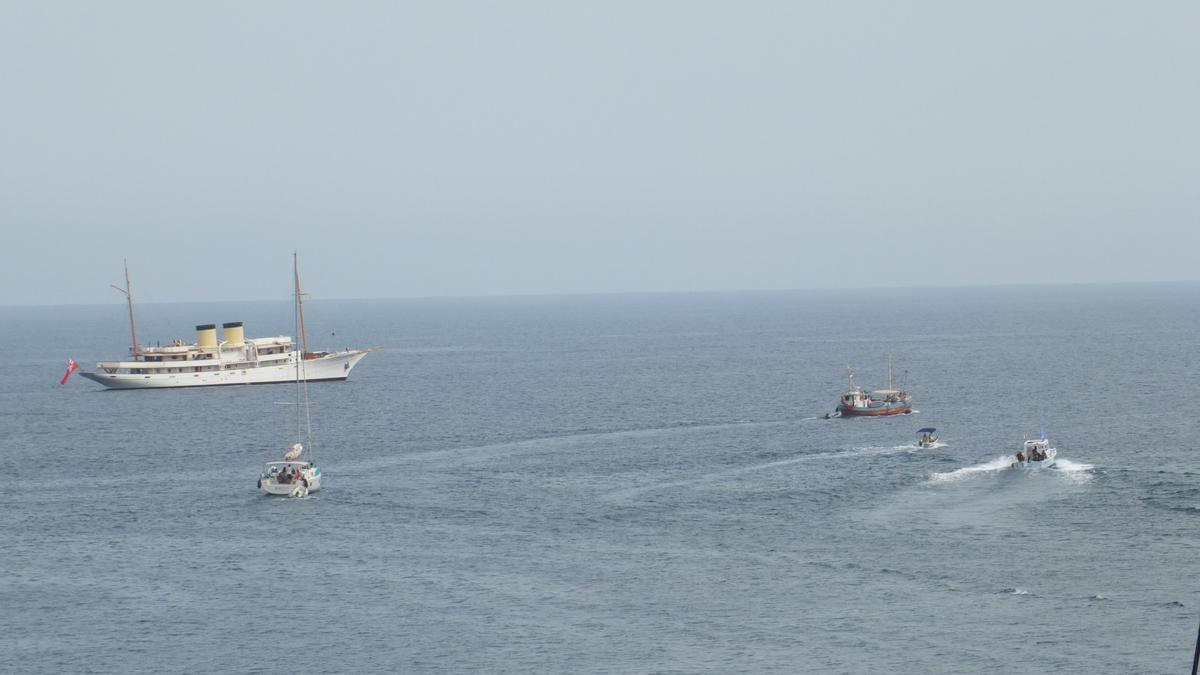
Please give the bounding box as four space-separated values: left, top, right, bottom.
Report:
2 284 1198 673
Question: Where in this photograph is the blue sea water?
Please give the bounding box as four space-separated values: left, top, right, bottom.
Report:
2 284 1199 673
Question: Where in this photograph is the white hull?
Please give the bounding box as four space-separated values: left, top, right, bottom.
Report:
259 468 322 496
1015 447 1057 470
80 350 367 389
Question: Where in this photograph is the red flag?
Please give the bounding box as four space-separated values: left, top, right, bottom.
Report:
60 358 79 385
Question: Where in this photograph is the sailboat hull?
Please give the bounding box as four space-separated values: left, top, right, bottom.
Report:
259 467 322 495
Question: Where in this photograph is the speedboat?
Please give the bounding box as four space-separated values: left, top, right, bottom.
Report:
915 427 938 448
1011 436 1056 470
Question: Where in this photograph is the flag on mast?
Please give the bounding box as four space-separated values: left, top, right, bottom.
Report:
60 358 79 384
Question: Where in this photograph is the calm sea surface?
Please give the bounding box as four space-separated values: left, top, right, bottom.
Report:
2 285 1199 673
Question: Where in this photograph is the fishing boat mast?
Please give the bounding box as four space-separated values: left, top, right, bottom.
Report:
109 259 140 357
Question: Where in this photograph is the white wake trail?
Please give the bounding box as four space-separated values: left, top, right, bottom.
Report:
929 456 1015 483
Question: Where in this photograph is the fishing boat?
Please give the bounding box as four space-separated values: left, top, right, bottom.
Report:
835 358 912 417
1011 435 1056 470
915 427 938 448
78 260 368 389
259 254 325 497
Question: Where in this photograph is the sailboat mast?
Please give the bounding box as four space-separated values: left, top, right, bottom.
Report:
293 252 314 464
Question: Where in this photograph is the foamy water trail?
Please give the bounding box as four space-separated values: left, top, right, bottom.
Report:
1054 458 1094 472
1054 458 1096 483
930 455 1096 484
929 456 1015 482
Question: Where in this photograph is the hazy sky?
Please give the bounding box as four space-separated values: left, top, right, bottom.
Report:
2 1 1196 305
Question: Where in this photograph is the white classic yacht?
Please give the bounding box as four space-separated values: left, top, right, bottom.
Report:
78 261 368 389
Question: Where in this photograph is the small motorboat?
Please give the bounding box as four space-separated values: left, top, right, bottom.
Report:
915 427 938 448
1011 436 1056 470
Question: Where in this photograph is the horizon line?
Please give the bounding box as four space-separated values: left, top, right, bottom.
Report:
2 278 1198 309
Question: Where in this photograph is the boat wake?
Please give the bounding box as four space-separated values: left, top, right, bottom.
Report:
929 456 1017 482
930 455 1096 484
338 419 804 473
1053 458 1096 483
607 444 916 501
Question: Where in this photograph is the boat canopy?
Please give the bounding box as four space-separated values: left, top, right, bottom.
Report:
917 427 936 433
263 460 311 469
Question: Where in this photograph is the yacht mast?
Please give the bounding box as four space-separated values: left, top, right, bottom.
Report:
109 259 140 357
294 252 310 357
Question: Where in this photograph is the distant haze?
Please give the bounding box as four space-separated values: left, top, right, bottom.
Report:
2 1 1196 306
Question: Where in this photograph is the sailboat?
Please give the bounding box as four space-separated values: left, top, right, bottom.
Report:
258 254 323 497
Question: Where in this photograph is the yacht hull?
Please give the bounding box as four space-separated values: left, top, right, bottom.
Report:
80 350 367 389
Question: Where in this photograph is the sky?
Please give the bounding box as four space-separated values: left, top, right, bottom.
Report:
1 1 1197 306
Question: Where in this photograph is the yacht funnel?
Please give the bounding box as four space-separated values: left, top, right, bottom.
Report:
222 321 245 347
196 324 217 349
